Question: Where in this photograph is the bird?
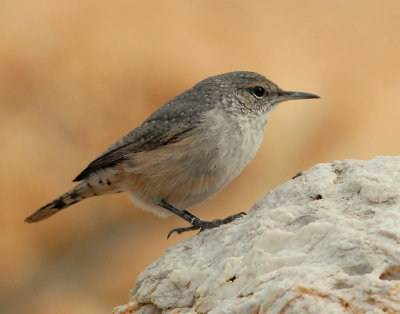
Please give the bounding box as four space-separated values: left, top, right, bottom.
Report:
25 71 319 238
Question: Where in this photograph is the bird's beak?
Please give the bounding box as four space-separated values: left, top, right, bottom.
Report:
279 90 320 101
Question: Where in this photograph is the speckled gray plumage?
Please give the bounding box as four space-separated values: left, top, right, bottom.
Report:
73 71 279 181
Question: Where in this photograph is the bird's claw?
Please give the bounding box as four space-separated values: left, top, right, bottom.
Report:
167 225 199 239
167 211 247 239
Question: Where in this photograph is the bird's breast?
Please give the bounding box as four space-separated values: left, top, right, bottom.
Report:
198 108 267 185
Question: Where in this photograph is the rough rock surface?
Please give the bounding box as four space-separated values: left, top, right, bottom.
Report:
114 156 400 314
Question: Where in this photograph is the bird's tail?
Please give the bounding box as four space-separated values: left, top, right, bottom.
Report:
25 181 96 223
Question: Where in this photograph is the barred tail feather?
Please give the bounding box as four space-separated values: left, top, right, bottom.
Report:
25 183 87 223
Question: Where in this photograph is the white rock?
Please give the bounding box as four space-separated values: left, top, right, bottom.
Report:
114 156 400 314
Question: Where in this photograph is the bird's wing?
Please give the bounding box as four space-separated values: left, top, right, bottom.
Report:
73 81 220 182
73 121 197 181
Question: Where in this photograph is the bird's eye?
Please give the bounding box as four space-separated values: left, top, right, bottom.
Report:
252 86 266 98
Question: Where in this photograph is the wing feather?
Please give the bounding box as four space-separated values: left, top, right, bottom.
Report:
73 125 196 181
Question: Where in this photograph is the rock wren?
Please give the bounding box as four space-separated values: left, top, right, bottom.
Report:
25 71 319 237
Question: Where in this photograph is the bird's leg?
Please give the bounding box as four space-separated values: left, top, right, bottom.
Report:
157 200 247 239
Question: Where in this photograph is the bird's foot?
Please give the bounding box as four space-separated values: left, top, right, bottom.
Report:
167 211 246 239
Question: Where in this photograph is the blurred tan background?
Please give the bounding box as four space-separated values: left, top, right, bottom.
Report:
1 0 400 313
